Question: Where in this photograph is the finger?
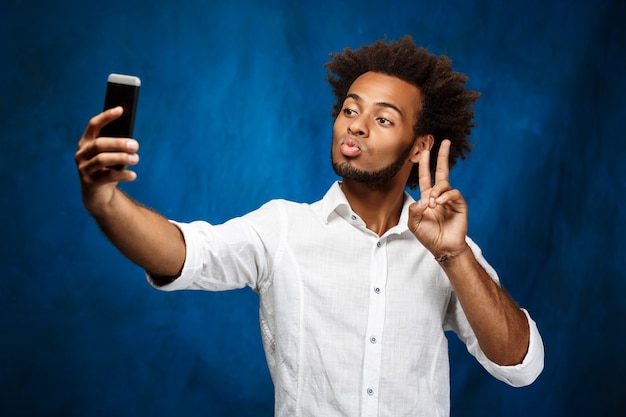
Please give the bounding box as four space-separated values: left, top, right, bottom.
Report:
418 146 433 196
78 154 139 184
82 166 138 187
82 151 140 176
83 106 124 139
76 137 139 172
434 139 451 185
78 137 139 162
434 189 465 207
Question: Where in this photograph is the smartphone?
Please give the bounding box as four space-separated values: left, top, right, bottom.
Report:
100 73 141 138
100 73 141 169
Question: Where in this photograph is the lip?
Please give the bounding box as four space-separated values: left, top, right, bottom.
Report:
339 137 363 157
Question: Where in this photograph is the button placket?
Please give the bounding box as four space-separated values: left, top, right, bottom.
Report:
361 237 387 417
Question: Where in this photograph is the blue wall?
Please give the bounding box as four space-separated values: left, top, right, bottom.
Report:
2 0 625 415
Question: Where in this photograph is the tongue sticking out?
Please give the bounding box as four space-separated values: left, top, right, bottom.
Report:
340 141 361 157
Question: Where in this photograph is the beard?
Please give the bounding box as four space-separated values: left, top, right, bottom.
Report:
331 140 414 191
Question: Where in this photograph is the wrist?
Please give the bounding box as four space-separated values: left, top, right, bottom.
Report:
435 243 470 263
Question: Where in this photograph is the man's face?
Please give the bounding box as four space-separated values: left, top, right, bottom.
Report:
331 71 422 188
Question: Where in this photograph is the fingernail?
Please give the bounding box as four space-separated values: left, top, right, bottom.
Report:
429 197 436 207
129 154 139 163
127 140 138 150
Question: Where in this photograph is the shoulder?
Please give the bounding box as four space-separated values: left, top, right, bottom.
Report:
240 198 319 225
253 198 316 214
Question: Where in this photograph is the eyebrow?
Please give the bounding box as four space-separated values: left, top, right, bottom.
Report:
346 93 405 118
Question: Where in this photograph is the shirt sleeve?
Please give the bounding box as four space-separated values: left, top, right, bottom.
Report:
472 309 544 387
444 238 545 387
145 208 275 292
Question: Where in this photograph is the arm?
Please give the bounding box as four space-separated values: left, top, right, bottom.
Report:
438 245 529 365
408 140 529 366
75 107 185 279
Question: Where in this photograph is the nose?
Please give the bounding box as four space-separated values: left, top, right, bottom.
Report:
347 115 368 137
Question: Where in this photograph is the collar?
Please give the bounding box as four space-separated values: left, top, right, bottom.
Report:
320 181 416 234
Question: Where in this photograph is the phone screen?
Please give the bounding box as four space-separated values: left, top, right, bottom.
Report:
100 73 141 138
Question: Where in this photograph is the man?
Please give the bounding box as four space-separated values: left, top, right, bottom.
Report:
75 36 544 416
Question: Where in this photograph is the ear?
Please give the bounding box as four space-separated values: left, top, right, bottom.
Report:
409 134 434 163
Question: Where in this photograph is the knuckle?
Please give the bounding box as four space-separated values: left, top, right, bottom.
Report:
88 114 101 128
92 137 110 152
93 153 108 165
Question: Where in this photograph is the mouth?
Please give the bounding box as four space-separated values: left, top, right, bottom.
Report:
339 137 362 157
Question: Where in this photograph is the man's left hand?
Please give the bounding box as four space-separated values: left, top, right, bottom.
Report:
408 139 468 259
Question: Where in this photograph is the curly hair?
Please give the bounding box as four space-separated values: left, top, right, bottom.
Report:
324 35 480 189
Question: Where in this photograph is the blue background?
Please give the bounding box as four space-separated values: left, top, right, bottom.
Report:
2 0 625 415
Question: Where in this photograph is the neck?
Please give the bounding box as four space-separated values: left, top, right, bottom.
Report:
340 178 407 237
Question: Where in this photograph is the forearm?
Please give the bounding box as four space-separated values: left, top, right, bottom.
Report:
441 248 529 366
90 188 186 278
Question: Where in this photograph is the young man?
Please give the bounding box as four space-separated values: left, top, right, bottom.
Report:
75 36 544 416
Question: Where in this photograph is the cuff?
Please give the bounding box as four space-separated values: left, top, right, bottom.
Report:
482 308 545 387
145 220 202 291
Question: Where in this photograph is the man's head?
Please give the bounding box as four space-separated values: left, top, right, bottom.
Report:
325 36 480 189
330 71 425 192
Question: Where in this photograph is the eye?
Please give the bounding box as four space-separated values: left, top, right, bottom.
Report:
342 108 357 117
377 117 393 126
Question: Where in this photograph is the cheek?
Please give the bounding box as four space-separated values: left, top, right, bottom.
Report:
332 119 344 140
377 133 414 158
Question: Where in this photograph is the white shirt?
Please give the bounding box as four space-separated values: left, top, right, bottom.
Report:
151 181 544 416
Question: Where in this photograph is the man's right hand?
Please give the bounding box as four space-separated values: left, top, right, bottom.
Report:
74 106 140 216
74 106 186 279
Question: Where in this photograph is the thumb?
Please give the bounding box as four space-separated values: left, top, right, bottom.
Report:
408 199 428 229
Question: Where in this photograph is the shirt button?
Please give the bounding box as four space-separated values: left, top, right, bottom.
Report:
367 388 375 396
370 336 377 344
376 241 382 248
374 287 381 294
351 214 357 221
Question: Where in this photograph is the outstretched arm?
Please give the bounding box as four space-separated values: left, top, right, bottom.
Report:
75 107 186 279
408 140 529 366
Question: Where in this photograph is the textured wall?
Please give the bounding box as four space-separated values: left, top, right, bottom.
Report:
1 0 625 415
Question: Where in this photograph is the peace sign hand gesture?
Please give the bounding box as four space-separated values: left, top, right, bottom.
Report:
408 139 469 261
